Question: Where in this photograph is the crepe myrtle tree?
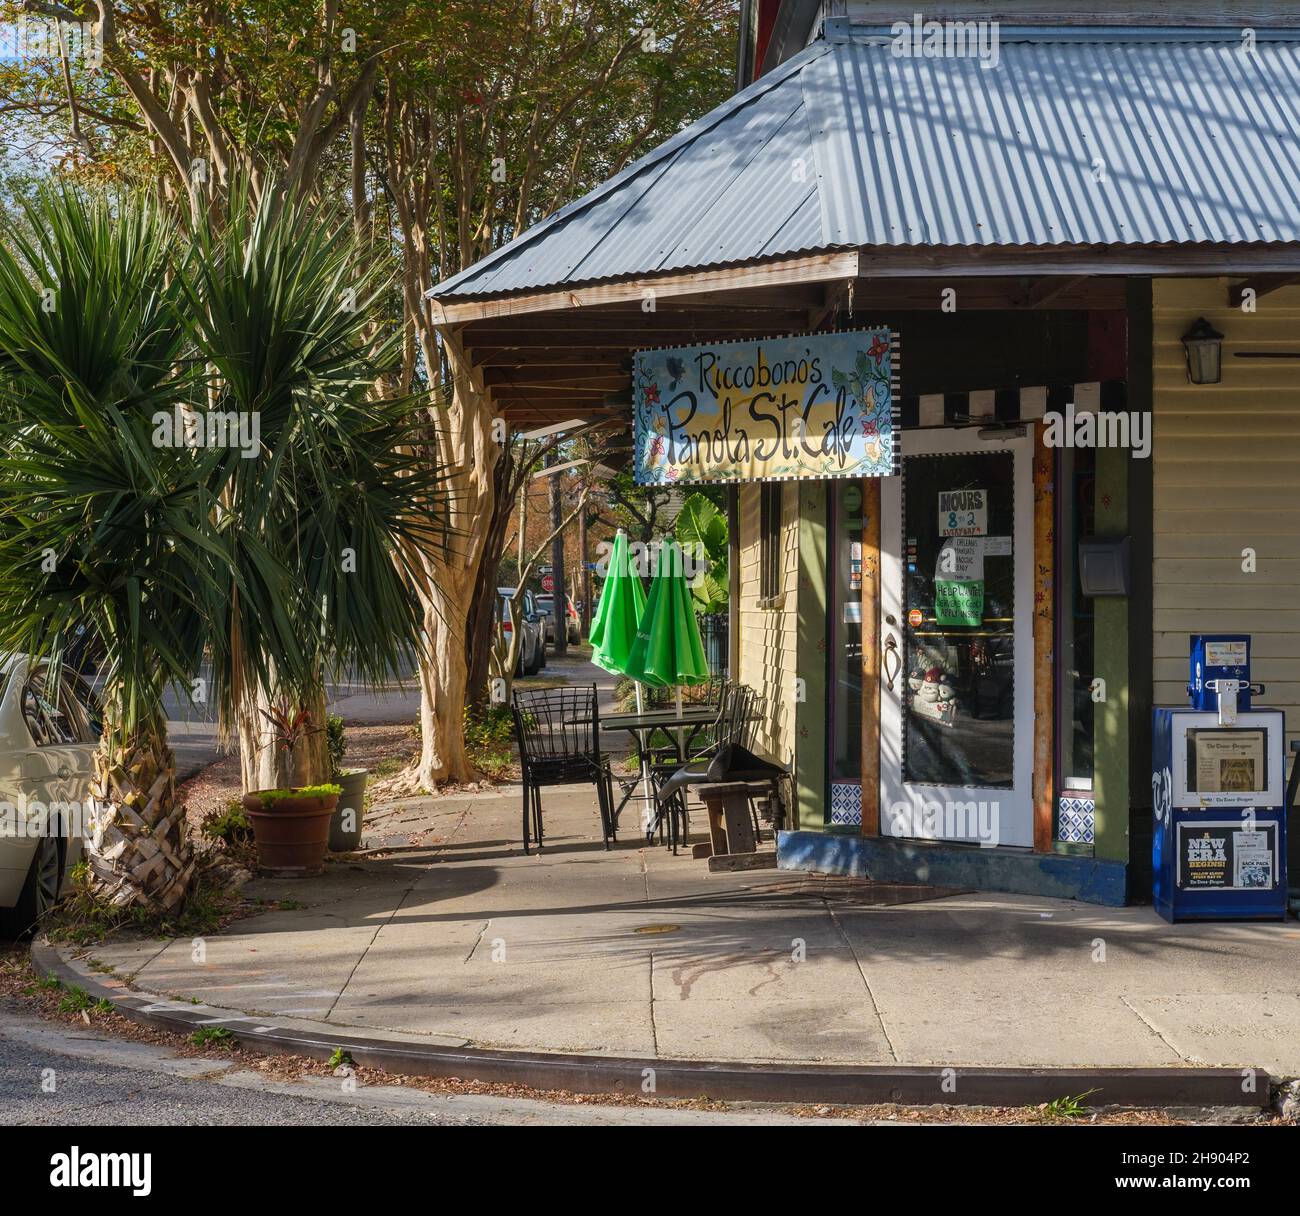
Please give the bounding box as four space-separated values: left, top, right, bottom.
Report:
0 185 449 911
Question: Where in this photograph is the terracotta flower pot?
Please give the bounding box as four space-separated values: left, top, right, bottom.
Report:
242 789 338 878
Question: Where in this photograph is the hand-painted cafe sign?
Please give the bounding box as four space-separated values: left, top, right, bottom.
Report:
633 329 897 486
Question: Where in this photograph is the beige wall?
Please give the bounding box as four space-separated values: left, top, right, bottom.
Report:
737 482 800 767
1153 278 1300 750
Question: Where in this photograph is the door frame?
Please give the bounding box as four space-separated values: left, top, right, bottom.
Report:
878 426 1035 847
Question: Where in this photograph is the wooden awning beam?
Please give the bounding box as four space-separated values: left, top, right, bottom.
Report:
1229 274 1300 307
428 250 860 325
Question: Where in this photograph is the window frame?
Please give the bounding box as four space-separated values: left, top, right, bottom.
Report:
758 481 783 607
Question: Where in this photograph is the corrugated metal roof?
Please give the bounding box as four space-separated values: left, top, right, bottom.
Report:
431 27 1300 300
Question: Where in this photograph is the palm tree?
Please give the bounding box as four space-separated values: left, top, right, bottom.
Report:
182 185 451 792
0 185 448 911
0 189 269 909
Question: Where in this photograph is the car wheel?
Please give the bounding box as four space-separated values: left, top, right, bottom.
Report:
0 836 61 940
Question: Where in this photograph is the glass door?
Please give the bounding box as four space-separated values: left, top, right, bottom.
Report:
879 428 1033 846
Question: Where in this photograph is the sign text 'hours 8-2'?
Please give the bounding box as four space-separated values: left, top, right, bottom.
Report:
938 489 987 536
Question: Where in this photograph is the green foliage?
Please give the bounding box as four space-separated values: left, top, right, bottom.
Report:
0 183 453 756
191 1026 235 1048
675 492 729 611
1042 1090 1098 1120
326 714 347 777
249 784 341 808
613 675 674 713
328 1047 354 1070
57 986 94 1014
201 800 254 848
464 703 517 779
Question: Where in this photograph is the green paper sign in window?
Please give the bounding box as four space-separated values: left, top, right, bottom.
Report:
935 579 984 626
934 537 984 626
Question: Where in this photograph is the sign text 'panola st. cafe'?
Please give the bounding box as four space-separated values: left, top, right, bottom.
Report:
633 330 899 485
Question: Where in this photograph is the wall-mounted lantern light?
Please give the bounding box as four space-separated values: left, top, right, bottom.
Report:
1182 317 1224 384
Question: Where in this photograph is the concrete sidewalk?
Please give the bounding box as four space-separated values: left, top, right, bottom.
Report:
79 787 1300 1075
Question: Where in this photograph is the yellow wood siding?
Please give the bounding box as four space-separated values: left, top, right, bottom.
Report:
737 482 799 767
1153 278 1300 749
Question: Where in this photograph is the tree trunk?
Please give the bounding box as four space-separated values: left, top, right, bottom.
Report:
398 325 499 790
413 577 474 787
464 442 516 712
236 680 330 793
85 721 194 911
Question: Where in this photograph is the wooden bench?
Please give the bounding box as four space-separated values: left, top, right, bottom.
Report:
690 780 778 872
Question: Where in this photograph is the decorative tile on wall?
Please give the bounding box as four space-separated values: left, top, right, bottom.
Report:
830 782 862 827
1058 795 1095 844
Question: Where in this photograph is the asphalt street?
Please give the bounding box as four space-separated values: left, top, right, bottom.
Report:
0 1006 821 1126
0 1008 468 1126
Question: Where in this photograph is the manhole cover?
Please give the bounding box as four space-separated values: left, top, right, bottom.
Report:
634 924 681 935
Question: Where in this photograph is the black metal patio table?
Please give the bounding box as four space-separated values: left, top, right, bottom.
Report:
574 705 724 836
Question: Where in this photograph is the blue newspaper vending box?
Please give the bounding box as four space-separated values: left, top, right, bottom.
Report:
1153 635 1288 922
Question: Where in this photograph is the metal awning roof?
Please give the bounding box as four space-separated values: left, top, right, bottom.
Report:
431 24 1300 303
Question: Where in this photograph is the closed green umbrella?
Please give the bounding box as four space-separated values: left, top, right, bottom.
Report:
626 539 709 689
589 529 646 676
589 530 655 829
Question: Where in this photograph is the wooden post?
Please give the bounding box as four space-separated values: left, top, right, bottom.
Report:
1032 423 1055 853
861 479 881 836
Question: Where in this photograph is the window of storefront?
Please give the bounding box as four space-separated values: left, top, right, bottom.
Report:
759 481 782 604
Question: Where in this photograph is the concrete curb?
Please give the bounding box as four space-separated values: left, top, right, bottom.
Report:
32 942 1271 1110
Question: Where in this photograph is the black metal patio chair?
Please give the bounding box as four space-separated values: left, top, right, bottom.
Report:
654 683 789 853
512 684 616 854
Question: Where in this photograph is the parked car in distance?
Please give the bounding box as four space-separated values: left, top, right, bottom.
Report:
535 594 581 645
497 587 545 676
0 656 99 938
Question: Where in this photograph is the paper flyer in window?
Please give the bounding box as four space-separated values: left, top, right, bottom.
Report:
1233 831 1275 889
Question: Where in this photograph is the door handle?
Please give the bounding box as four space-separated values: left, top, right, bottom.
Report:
882 632 901 692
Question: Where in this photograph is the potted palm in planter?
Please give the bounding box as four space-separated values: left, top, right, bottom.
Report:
325 714 368 852
242 704 340 877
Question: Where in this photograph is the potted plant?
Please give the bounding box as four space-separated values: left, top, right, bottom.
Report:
242 703 340 877
325 714 368 852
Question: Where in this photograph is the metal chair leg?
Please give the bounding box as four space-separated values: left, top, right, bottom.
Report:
522 779 532 855
595 767 613 849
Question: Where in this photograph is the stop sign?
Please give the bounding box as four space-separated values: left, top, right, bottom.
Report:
541 574 554 592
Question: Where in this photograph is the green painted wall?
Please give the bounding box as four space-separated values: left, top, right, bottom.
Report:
795 482 829 831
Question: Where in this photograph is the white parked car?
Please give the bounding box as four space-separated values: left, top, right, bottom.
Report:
0 656 99 937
